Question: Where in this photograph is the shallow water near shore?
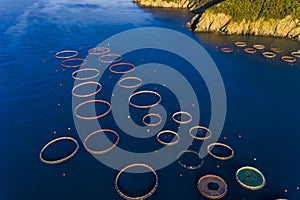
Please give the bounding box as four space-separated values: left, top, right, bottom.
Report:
0 0 300 199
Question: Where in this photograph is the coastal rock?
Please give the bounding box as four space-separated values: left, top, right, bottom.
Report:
132 0 300 41
288 26 300 41
193 13 300 41
191 13 232 32
131 0 190 8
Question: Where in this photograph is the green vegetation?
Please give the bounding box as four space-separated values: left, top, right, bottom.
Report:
206 0 300 21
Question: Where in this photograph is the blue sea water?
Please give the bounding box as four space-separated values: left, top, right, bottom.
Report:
0 0 300 199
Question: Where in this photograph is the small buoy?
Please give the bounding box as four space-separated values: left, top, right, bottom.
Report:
53 131 57 135
68 128 71 131
62 172 66 177
238 134 242 139
192 103 195 107
216 165 220 168
59 83 63 87
57 103 61 106
179 173 183 177
296 186 299 190
223 136 227 140
254 157 257 161
284 189 288 193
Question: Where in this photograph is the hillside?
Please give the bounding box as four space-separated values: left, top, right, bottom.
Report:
207 0 300 21
132 0 300 41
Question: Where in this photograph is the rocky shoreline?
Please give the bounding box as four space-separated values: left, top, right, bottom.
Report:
132 0 300 41
187 13 300 41
132 0 191 9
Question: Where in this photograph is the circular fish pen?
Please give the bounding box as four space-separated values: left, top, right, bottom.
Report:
220 47 233 53
55 50 78 59
61 58 87 68
189 126 212 140
281 55 296 63
172 111 192 124
39 137 79 164
177 150 204 170
118 76 142 89
263 51 276 58
236 166 266 190
72 81 102 98
74 99 111 120
197 174 228 199
291 51 300 58
244 47 257 54
235 41 247 47
109 62 136 74
207 143 234 160
83 129 119 154
128 90 161 109
72 68 100 81
99 53 123 63
142 113 162 127
253 44 265 50
156 130 179 146
115 163 158 200
88 47 110 55
270 47 283 53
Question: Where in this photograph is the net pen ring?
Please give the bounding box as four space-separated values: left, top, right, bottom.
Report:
71 68 100 81
72 81 102 98
207 142 234 160
83 129 119 154
156 130 180 146
61 58 87 68
128 90 161 109
99 53 123 63
189 126 212 140
172 111 192 124
39 136 79 165
142 113 162 127
115 163 158 200
55 50 78 59
74 99 111 120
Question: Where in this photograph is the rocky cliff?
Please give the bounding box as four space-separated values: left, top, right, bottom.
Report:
132 0 198 9
187 13 300 41
132 0 300 41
